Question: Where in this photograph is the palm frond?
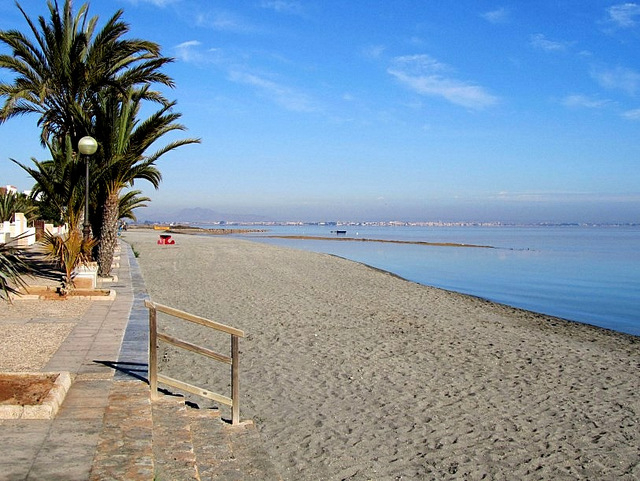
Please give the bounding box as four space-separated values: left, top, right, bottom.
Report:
119 190 150 221
0 238 30 301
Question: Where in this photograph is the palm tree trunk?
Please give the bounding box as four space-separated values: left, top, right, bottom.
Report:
97 191 119 277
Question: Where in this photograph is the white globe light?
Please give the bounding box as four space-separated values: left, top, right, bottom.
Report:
78 136 98 155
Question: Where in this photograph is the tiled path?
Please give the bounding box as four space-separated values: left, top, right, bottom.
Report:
0 243 138 481
1 241 283 481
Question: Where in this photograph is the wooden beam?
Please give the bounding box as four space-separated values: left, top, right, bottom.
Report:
145 300 244 338
157 332 232 365
148 305 159 401
231 334 240 425
157 374 233 407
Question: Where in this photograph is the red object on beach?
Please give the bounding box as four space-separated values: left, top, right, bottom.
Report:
157 234 175 245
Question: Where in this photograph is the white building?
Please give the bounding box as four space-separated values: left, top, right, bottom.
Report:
1 212 36 246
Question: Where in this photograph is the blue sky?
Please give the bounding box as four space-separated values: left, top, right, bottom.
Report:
1 0 639 223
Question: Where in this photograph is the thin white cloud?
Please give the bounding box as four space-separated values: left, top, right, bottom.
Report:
482 7 510 24
362 45 386 60
260 1 304 15
387 54 498 110
123 0 178 6
171 39 318 113
176 40 201 48
591 65 640 96
228 70 319 112
397 54 450 73
197 10 257 33
173 40 226 66
174 40 207 63
562 94 611 109
529 33 569 52
622 108 640 119
607 3 640 28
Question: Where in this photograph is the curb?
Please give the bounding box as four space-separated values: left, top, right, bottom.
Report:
0 371 73 420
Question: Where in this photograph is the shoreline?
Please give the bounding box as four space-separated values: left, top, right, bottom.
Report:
122 230 639 480
128 224 267 235
338 253 639 338
255 234 496 248
245 231 636 337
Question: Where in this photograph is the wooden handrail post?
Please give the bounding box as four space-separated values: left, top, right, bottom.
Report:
148 302 159 401
231 334 240 425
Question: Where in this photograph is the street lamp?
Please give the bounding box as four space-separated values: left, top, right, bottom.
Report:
78 136 98 241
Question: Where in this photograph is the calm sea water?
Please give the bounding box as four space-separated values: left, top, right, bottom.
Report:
203 225 639 336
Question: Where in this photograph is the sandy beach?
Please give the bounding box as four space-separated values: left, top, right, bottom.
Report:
123 230 639 481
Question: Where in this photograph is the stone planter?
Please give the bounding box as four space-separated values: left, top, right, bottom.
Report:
74 262 98 289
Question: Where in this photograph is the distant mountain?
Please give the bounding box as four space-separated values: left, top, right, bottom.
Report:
174 207 225 222
138 207 269 224
174 207 268 223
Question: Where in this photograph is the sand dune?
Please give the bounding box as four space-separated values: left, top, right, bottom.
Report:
123 230 639 481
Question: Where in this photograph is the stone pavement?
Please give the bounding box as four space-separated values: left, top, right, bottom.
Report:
0 242 139 481
0 240 282 481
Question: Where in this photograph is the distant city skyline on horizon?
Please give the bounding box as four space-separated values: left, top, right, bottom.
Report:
1 1 639 225
2 180 638 224
136 202 639 225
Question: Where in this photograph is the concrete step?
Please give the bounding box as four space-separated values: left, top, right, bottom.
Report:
90 380 283 481
188 411 284 481
151 394 200 481
89 381 154 481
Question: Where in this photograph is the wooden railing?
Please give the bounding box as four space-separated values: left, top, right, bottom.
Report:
145 300 246 425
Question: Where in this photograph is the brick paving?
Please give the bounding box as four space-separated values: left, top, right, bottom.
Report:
0 240 283 481
190 415 284 481
89 381 154 481
151 395 200 481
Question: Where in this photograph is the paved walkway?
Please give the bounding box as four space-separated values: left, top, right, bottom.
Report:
0 241 149 481
1 241 283 481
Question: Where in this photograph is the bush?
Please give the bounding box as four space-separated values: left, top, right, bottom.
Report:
40 230 98 294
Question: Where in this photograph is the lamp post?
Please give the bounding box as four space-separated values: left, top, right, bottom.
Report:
78 136 98 241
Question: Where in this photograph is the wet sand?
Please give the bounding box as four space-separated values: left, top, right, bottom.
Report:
123 230 639 481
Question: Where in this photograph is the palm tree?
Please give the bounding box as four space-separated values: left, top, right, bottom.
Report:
13 136 98 294
0 0 174 146
1 1 197 279
91 86 199 276
13 135 86 230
